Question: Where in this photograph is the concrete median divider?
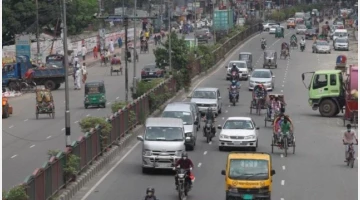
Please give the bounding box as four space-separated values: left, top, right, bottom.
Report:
8 24 259 200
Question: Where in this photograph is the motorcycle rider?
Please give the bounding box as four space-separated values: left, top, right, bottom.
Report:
343 124 358 162
203 107 216 136
230 63 240 81
229 80 240 102
144 188 158 200
261 37 267 49
300 37 306 49
278 117 292 144
174 152 194 190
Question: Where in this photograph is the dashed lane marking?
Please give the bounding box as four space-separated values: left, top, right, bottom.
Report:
116 97 119 100
281 198 285 200
198 163 202 167
86 114 90 117
282 85 284 87
281 180 285 185
46 136 52 139
30 145 35 148
282 165 286 170
61 128 65 131
9 125 14 129
204 151 208 155
209 141 212 145
222 117 225 120
280 154 284 158
11 155 17 159
107 102 111 105
225 110 228 113
97 108 100 111
74 121 79 124
24 119 28 122
281 90 283 93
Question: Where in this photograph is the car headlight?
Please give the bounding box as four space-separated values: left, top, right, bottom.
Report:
244 135 256 139
143 150 152 156
220 134 230 139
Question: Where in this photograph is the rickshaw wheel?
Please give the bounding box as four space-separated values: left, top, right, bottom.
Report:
264 117 267 127
250 103 253 114
36 113 39 119
271 136 274 153
52 112 55 119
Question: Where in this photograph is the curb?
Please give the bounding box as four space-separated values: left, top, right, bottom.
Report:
58 89 185 200
57 30 259 200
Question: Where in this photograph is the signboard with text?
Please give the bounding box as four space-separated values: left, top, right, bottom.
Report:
15 34 31 63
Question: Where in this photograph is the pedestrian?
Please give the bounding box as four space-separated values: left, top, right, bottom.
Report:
81 62 87 84
73 55 79 68
74 65 81 90
81 45 87 61
118 37 123 48
109 39 115 53
93 46 98 58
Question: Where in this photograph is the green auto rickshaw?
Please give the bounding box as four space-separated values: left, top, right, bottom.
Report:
84 81 107 109
275 27 284 38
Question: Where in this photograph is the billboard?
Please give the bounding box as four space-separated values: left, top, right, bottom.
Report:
15 34 31 63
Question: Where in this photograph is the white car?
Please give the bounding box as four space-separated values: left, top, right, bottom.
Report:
225 60 249 80
218 117 260 151
269 25 279 34
263 22 278 31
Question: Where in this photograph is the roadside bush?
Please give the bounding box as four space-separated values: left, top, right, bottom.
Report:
111 101 128 113
3 185 28 200
79 116 112 151
63 154 80 180
132 78 164 99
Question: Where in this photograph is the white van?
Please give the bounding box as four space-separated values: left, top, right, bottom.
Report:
332 29 348 41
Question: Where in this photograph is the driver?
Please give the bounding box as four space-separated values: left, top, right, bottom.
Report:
230 63 240 76
255 84 267 99
229 80 239 102
203 107 216 136
300 37 306 46
174 152 194 190
144 188 158 200
343 124 358 162
277 117 292 142
261 37 267 45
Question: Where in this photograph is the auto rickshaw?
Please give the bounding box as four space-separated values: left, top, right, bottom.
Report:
275 27 284 38
238 52 253 71
84 81 107 109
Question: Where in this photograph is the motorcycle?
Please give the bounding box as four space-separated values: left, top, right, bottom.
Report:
203 119 214 142
345 143 357 168
300 43 305 52
261 43 266 50
174 167 193 200
230 71 239 82
228 86 239 106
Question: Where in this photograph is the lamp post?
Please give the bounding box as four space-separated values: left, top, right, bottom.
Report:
133 0 137 94
36 0 40 63
168 0 172 71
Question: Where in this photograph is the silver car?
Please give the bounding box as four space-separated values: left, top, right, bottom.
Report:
161 103 198 150
218 117 260 151
296 24 307 34
137 118 186 173
334 38 349 51
248 69 275 91
312 40 331 54
189 87 222 115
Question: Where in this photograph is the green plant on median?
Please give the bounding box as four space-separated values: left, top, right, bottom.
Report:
111 101 128 113
129 110 136 125
79 116 112 151
132 78 164 99
266 3 325 21
64 154 80 176
148 86 172 112
48 149 61 159
196 45 215 71
3 185 28 200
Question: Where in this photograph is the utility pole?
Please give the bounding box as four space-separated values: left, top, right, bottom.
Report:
133 0 137 93
212 1 216 43
62 0 71 147
168 0 172 71
36 0 40 63
98 0 105 53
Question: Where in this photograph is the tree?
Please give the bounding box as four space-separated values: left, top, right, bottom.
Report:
153 32 189 71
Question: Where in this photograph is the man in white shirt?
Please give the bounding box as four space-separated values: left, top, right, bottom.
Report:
343 124 358 162
81 45 87 61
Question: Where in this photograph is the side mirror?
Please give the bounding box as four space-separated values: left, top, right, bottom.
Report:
221 170 226 175
256 127 260 130
137 136 144 141
194 121 198 125
217 125 222 129
301 74 305 80
271 169 276 176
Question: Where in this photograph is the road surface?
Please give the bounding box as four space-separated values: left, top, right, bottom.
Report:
70 27 358 200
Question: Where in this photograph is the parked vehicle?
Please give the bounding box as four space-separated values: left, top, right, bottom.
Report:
141 64 164 80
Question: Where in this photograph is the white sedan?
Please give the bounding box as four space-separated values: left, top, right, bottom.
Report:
218 117 260 151
269 25 279 34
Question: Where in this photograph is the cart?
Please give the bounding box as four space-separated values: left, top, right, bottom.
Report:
110 56 122 76
35 89 55 119
271 115 295 157
265 94 285 127
250 85 267 115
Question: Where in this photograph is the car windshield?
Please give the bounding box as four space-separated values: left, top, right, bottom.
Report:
271 25 278 28
46 61 63 68
229 159 269 180
334 32 346 36
143 65 156 71
192 91 217 99
295 13 304 18
229 62 246 68
336 38 347 43
145 127 183 141
297 25 306 29
223 120 254 129
317 41 328 46
252 71 271 78
162 111 193 125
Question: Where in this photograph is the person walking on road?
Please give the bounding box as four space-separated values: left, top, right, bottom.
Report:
74 65 81 90
81 63 87 84
81 45 87 61
118 37 123 48
93 46 98 59
109 39 115 53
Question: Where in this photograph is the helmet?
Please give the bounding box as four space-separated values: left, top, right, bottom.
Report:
146 187 155 196
181 152 188 158
232 63 237 67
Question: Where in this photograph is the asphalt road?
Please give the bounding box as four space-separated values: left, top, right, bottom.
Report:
71 26 358 200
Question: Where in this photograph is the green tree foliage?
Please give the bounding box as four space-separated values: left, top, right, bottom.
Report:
153 32 189 71
111 101 129 113
2 0 98 46
132 78 164 99
3 185 28 200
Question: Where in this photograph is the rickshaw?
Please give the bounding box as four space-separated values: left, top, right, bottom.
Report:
238 52 253 71
290 34 298 49
35 88 55 119
140 39 149 53
265 94 286 127
271 115 295 157
280 42 290 59
263 50 277 68
110 55 122 76
275 27 284 38
250 85 267 115
84 81 107 109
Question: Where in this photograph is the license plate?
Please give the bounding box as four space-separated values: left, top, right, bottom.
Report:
233 141 243 145
242 194 253 199
92 98 97 100
156 163 169 168
149 73 153 75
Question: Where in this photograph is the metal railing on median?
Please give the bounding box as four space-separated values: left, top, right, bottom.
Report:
17 24 259 200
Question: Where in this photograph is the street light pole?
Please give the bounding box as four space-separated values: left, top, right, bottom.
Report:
168 1 172 71
133 0 137 92
62 0 71 147
124 18 129 102
36 0 40 63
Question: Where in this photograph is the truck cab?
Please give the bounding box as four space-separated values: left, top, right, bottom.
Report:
2 56 33 90
302 70 346 117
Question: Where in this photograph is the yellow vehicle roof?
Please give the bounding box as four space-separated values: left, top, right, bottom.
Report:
228 152 271 160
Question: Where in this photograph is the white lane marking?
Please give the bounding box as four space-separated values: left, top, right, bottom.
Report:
281 90 283 93
204 151 208 155
81 141 141 200
228 105 231 107
11 155 17 159
225 110 228 113
24 119 28 122
182 97 187 101
281 180 285 185
74 121 79 124
281 198 285 200
61 128 65 131
282 85 284 87
116 97 119 100
9 125 14 129
209 141 212 145
198 163 202 167
280 154 284 158
30 145 35 148
222 117 225 120
282 165 286 170
97 108 100 111
107 102 111 105
46 136 52 139
86 114 90 117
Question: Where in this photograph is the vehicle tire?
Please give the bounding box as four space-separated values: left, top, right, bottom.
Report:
44 80 56 90
350 158 354 168
3 106 9 118
218 107 222 114
142 167 150 174
36 113 39 119
103 103 106 108
8 81 19 91
54 83 61 90
319 99 337 117
219 146 224 151
263 64 265 68
275 64 277 68
85 105 88 109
